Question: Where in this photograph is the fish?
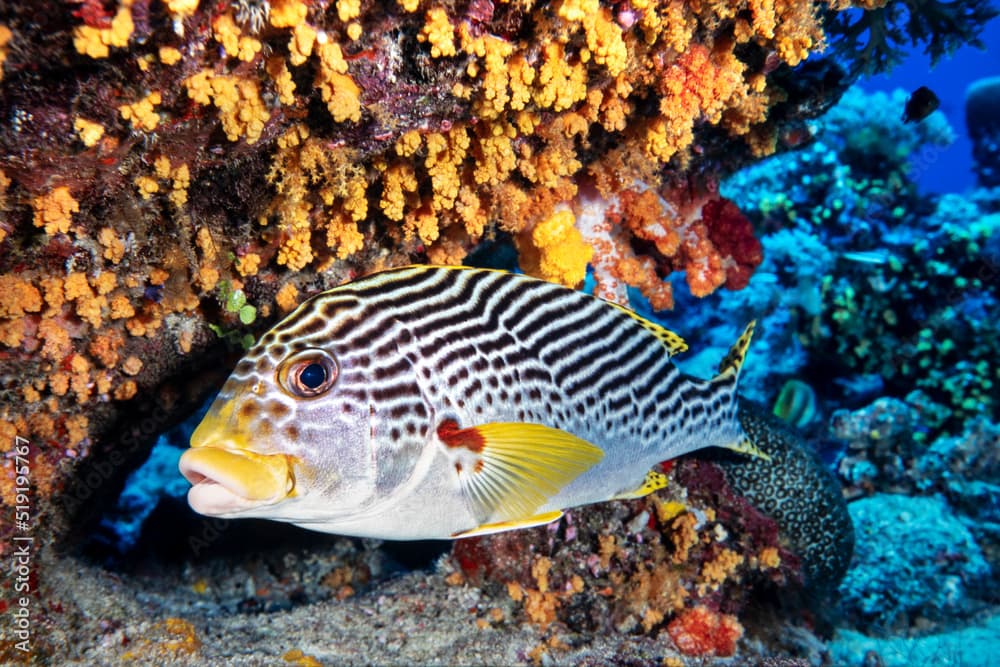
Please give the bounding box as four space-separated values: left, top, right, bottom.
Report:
901 85 939 123
840 249 893 265
773 378 818 429
178 265 761 540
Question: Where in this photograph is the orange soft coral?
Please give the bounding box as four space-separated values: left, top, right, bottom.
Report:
32 187 79 236
667 605 744 657
516 209 593 288
95 0 816 294
0 276 42 319
184 71 270 144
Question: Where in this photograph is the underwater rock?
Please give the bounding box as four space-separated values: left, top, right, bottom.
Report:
831 396 927 495
838 493 991 635
916 415 1000 572
967 76 1000 187
830 611 1000 667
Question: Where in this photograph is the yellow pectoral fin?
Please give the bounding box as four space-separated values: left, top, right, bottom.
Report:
439 421 604 523
452 510 565 538
612 470 669 500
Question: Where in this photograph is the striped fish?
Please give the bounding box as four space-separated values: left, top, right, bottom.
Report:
179 266 761 540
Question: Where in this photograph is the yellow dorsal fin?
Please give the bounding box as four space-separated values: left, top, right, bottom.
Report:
718 320 756 378
452 511 565 538
606 302 688 356
438 421 604 524
612 470 669 500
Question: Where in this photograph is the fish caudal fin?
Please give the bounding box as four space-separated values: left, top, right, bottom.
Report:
438 421 604 527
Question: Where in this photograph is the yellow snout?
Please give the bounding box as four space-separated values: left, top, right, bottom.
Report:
179 447 295 503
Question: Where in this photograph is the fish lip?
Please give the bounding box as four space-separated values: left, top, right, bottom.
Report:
178 446 295 516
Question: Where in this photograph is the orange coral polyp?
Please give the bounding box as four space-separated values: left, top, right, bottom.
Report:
113 0 817 309
667 605 744 657
516 209 594 288
32 187 80 236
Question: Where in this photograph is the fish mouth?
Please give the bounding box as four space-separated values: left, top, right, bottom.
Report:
178 446 295 516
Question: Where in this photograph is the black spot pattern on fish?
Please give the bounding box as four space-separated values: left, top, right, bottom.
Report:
706 399 855 591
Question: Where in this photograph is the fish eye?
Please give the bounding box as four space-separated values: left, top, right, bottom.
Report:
279 350 338 398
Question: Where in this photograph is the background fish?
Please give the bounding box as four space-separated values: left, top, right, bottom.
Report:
179 266 759 540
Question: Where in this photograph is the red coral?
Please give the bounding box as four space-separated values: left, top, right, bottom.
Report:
667 605 743 657
701 198 763 291
577 180 763 307
71 0 114 28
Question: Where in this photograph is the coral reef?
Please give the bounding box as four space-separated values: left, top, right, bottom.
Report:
718 86 999 431
3 537 831 666
0 1 997 663
833 394 1000 577
838 493 991 635
0 0 882 554
610 80 1000 659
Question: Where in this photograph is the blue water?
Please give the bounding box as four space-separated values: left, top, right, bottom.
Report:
860 19 1000 194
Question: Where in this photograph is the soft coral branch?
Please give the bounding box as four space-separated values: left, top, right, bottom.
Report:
828 0 999 77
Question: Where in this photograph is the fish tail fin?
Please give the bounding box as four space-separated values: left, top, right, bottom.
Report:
713 321 770 461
